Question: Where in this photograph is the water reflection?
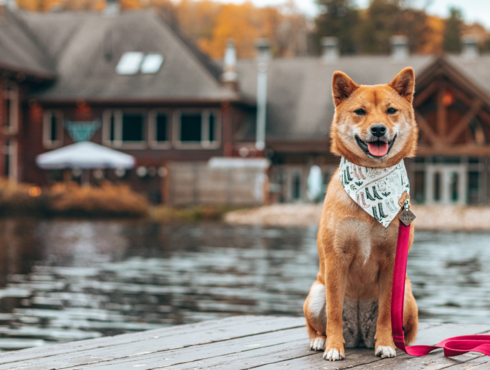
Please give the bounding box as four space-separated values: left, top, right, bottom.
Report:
0 220 488 350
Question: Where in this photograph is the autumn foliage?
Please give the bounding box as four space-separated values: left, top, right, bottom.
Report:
14 0 490 58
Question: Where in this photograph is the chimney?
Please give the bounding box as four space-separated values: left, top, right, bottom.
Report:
105 0 119 15
255 38 271 63
222 39 238 91
390 36 409 60
321 37 339 63
0 0 15 15
255 38 270 152
462 35 479 59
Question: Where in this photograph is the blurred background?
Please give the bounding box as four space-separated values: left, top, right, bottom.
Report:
0 0 490 353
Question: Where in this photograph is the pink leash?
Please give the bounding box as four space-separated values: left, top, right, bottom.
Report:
391 223 490 357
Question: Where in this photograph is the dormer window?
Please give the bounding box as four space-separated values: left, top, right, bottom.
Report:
116 52 164 75
141 54 164 74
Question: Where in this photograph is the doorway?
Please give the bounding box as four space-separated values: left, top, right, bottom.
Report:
425 165 467 205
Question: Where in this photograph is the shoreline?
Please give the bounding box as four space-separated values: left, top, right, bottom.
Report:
224 204 490 231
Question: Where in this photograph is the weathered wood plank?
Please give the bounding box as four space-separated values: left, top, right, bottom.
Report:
1 317 489 370
0 316 304 369
61 329 308 370
445 355 490 369
338 352 478 370
247 324 490 370
92 323 440 370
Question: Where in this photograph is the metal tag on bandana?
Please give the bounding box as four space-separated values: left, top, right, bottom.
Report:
399 209 416 226
339 157 410 228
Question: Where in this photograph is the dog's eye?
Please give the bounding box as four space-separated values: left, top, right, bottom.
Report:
354 109 366 116
387 107 398 114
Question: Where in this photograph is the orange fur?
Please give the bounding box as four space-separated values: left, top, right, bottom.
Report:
303 68 419 361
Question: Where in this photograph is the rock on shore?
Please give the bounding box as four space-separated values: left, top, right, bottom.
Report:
224 204 490 231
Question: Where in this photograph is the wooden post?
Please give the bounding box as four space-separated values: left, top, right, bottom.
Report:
161 161 171 205
436 83 447 139
221 102 233 157
0 79 4 178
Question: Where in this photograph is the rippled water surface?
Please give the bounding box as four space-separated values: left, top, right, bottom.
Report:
0 219 488 351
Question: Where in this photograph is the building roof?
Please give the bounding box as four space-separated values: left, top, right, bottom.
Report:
0 9 55 79
17 9 238 102
236 55 436 141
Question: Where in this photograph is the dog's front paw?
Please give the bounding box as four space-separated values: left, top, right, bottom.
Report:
310 336 326 351
323 347 345 361
375 345 396 358
323 338 345 361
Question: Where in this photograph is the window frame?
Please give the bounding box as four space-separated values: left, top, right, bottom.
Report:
174 109 221 149
3 82 19 134
43 110 64 148
148 110 171 149
102 109 147 149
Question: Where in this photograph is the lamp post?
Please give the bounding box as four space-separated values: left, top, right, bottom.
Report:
255 38 270 152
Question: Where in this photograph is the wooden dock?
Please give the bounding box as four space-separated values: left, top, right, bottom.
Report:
0 316 489 369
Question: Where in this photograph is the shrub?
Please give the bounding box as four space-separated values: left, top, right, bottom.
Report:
0 180 149 218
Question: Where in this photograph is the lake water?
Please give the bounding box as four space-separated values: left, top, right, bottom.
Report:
0 219 488 351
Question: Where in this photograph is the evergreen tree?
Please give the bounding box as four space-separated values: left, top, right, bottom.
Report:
315 0 360 54
443 7 463 53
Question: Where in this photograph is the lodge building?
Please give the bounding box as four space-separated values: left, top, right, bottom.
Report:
1 5 490 206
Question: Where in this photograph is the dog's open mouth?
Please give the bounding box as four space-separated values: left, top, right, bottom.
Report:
355 135 397 158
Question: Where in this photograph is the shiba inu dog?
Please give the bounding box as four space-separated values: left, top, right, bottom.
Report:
303 68 419 361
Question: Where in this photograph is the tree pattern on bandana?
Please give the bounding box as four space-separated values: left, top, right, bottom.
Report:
339 157 410 227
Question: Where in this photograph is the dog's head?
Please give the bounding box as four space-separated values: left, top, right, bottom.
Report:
330 67 418 167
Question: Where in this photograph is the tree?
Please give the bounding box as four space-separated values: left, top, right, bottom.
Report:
443 7 463 53
354 0 431 54
315 0 359 54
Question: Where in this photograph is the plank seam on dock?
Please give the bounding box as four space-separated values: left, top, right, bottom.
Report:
148 339 309 370
0 316 304 366
40 325 308 370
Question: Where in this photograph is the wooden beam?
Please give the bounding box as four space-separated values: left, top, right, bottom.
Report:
413 81 439 108
445 100 482 144
417 144 490 156
448 85 473 107
477 108 490 128
436 84 447 138
415 112 439 145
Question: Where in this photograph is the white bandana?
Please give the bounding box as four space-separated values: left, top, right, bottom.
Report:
339 157 410 227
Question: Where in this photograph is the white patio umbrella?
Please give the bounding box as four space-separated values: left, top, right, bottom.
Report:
36 142 135 170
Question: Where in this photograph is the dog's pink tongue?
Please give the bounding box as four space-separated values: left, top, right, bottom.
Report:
368 142 389 157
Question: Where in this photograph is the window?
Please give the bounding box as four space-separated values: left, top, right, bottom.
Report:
156 114 168 142
3 82 18 133
122 113 144 141
291 171 302 200
468 171 480 204
3 139 16 181
149 111 170 148
116 52 144 75
116 52 164 75
43 110 63 148
413 170 425 204
180 113 202 142
103 110 146 149
141 54 164 74
175 110 220 149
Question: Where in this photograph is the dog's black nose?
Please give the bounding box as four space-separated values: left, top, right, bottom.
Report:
370 124 387 138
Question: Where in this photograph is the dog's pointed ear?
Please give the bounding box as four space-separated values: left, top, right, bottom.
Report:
332 71 359 107
389 67 415 104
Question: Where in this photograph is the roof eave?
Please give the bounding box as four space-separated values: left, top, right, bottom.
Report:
29 96 256 107
0 61 56 82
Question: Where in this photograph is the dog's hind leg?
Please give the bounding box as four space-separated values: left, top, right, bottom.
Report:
403 278 419 345
304 281 326 351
